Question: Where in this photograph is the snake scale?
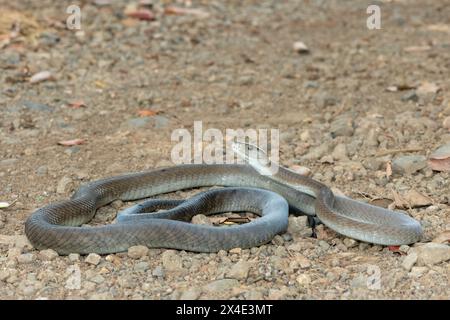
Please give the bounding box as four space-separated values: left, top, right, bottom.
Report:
24 144 422 255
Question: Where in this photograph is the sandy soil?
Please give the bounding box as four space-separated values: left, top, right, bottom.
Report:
0 0 449 299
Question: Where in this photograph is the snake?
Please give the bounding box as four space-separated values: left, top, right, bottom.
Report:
24 142 423 255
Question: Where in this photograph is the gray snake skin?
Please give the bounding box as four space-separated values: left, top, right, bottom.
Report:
24 163 422 255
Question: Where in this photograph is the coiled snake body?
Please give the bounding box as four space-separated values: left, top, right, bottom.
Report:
25 160 422 255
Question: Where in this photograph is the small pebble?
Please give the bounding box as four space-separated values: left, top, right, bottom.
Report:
85 253 101 266
38 249 59 261
127 245 149 259
68 253 80 262
17 253 35 264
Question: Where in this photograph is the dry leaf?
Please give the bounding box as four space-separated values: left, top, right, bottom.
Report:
386 84 415 92
403 45 431 52
369 198 393 209
68 100 87 108
210 216 227 225
125 9 155 21
432 231 450 244
137 109 159 117
164 6 210 18
388 245 403 254
416 82 440 95
224 217 250 224
58 138 85 146
428 143 450 172
29 71 52 83
402 189 432 208
391 189 407 208
94 80 107 88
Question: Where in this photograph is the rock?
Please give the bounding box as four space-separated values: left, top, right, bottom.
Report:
191 214 212 225
127 117 150 128
180 287 202 300
409 266 428 278
65 146 81 156
0 158 19 167
267 287 290 299
300 130 311 141
282 233 293 242
318 240 330 250
330 116 354 137
280 131 295 143
203 279 239 293
68 253 80 262
332 143 348 161
237 75 254 86
38 249 59 261
152 266 165 277
36 166 48 176
85 253 101 266
296 274 311 287
303 144 330 160
229 248 242 255
134 261 150 272
90 275 105 284
22 100 52 112
432 231 450 244
10 235 33 251
293 41 310 54
0 270 10 282
295 254 311 269
402 251 418 271
392 155 427 175
244 290 264 300
126 115 169 129
413 243 450 265
22 285 37 296
350 274 367 289
401 91 418 102
7 247 22 261
161 250 183 272
17 253 35 264
399 245 410 253
56 176 73 194
343 238 358 248
359 242 370 251
287 216 309 236
443 117 450 131
304 81 319 89
39 31 60 46
272 235 284 246
153 115 170 129
315 92 339 108
428 143 450 172
226 260 251 280
127 245 149 259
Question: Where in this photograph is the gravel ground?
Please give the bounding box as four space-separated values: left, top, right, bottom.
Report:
0 0 449 300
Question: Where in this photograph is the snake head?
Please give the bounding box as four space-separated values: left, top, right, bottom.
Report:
231 141 275 175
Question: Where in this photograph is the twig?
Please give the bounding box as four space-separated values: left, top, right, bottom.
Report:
376 147 423 157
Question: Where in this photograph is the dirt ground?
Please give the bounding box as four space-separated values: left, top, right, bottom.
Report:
0 0 449 300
